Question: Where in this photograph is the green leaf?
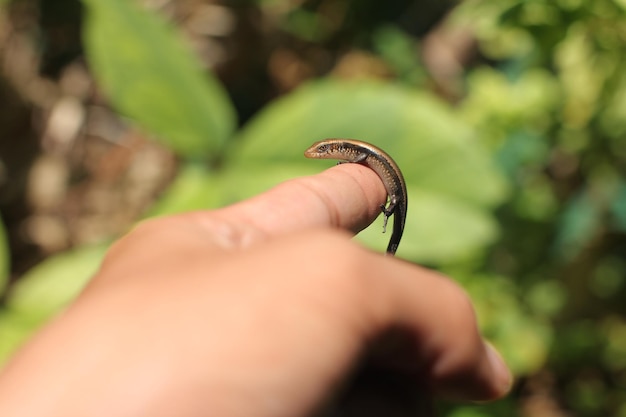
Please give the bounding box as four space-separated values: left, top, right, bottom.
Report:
0 243 109 365
145 163 222 217
7 243 109 323
0 312 36 364
223 79 508 262
357 189 499 262
82 0 236 159
373 25 426 85
233 79 508 208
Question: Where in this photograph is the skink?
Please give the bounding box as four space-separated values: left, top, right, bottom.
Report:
304 139 407 255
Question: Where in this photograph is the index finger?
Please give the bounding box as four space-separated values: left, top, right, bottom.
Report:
201 163 388 241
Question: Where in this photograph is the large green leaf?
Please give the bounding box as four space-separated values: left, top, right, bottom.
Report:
220 79 508 262
82 0 236 159
0 312 37 364
145 163 222 217
7 243 109 322
232 79 508 208
0 243 109 365
358 188 499 261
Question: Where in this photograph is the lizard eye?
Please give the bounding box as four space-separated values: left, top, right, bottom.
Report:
317 144 329 153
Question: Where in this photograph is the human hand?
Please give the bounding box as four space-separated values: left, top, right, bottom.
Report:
0 163 512 417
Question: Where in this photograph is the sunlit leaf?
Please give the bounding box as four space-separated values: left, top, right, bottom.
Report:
0 312 34 364
82 0 236 159
145 163 222 217
233 79 508 207
0 243 109 365
7 243 109 322
358 188 499 262
222 79 508 262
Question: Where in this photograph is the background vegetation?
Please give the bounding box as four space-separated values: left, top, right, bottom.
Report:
0 0 625 415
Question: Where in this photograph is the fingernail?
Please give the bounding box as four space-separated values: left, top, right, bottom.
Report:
485 342 513 397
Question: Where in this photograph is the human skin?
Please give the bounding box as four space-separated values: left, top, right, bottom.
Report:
0 163 512 417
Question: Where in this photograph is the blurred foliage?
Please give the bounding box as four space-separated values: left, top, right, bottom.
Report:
0 243 109 359
452 0 626 415
82 0 236 159
1 0 626 416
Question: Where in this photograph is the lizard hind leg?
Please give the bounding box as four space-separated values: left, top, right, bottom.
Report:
380 205 391 233
380 197 398 233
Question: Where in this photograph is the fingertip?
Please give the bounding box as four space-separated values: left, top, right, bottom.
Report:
483 342 513 400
